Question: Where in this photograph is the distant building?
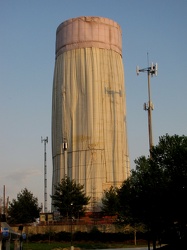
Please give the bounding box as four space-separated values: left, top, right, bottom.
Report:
51 16 130 211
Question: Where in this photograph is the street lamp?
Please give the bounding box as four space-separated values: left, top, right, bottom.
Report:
62 138 68 176
70 203 74 250
136 63 158 157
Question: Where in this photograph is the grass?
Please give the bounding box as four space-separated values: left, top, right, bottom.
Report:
10 242 70 250
10 241 148 250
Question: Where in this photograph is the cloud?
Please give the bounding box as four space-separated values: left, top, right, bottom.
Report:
5 168 42 185
0 168 43 201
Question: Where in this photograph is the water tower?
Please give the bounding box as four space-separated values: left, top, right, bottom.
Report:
52 16 130 211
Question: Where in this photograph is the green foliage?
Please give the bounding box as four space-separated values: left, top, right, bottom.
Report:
101 186 119 215
51 176 90 219
22 230 148 245
101 134 187 248
8 188 41 224
118 134 187 247
151 134 187 230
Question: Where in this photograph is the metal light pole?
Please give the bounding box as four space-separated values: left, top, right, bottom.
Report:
136 63 158 157
70 202 74 250
62 138 68 176
41 136 48 213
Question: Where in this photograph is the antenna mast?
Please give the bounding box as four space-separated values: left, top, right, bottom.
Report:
41 136 48 213
136 62 158 157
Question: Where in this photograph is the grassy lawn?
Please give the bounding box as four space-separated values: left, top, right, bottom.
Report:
10 241 148 250
10 242 70 250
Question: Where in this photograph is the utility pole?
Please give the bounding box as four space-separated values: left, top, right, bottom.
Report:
136 62 158 156
41 136 48 213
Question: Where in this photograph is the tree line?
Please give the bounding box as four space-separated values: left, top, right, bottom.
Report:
3 134 187 249
102 134 187 249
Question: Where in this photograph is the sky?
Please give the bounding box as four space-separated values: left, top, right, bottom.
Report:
0 0 187 211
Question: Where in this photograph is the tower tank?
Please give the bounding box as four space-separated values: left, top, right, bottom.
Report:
52 16 130 211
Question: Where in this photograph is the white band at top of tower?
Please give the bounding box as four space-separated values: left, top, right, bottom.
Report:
56 16 122 57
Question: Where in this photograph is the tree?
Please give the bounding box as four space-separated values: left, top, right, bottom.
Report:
8 188 41 224
120 156 167 249
118 134 187 249
51 177 90 219
151 134 187 241
101 186 119 216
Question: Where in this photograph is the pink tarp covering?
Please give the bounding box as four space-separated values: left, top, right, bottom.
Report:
56 16 122 57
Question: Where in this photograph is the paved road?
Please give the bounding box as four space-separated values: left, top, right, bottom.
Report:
95 248 155 250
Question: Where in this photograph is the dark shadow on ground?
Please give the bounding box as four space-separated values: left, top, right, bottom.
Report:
160 239 185 249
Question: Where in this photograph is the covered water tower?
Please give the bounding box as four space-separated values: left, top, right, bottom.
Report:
52 16 130 211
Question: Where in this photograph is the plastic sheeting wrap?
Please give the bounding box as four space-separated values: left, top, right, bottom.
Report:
52 16 130 211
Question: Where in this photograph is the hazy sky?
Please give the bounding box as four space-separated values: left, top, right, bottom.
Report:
0 0 187 211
